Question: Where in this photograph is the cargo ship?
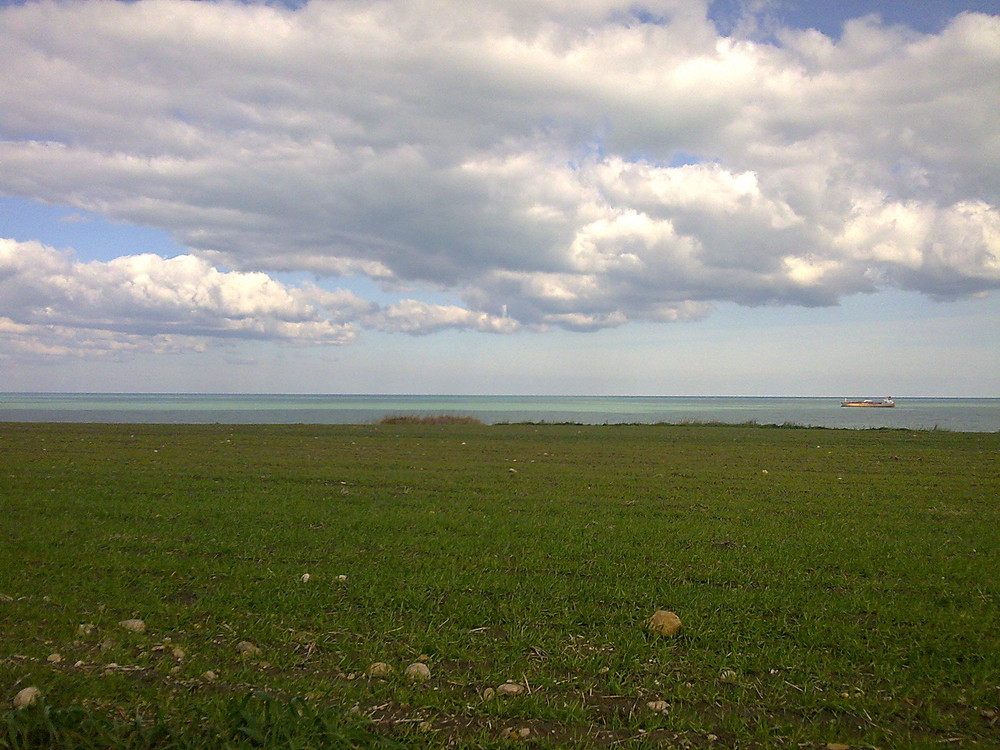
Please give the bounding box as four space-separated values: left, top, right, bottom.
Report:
840 396 895 408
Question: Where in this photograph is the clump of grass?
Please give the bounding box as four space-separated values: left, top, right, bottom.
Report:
378 414 482 425
1 694 404 749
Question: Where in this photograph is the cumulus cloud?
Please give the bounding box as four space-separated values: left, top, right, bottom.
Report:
0 238 516 358
1 0 998 355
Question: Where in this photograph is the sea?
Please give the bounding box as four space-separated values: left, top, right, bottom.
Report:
1 393 998 432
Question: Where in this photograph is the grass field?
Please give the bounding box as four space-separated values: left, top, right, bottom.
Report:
1 422 998 748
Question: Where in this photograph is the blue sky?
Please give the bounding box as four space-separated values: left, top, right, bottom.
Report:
2 0 998 395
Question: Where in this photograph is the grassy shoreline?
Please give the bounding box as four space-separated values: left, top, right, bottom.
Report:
1 422 998 748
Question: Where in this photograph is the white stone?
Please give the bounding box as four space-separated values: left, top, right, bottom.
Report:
13 687 40 709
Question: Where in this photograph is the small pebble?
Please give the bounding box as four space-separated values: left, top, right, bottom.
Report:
646 700 669 712
496 682 525 696
404 662 431 682
235 640 260 655
119 619 146 633
46 653 62 663
77 623 95 636
367 662 392 678
337 574 348 581
202 670 218 682
300 573 311 583
171 647 185 659
13 687 40 709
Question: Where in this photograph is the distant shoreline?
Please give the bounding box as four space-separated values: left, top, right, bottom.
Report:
2 394 997 431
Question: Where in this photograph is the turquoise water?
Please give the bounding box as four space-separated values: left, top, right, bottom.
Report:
1 393 998 432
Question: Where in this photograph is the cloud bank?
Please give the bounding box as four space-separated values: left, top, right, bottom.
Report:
0 239 518 358
1 0 998 355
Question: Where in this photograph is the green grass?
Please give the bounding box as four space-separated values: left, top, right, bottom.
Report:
1 422 998 748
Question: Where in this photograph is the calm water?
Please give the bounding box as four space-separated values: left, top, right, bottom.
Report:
1 393 998 432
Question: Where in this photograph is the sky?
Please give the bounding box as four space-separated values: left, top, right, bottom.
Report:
1 0 999 396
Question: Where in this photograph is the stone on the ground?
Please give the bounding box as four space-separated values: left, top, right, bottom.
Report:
46 653 62 663
77 623 95 636
367 662 392 677
172 647 185 659
647 609 681 637
497 682 525 696
646 700 669 712
236 640 260 655
404 662 431 682
119 619 146 633
13 686 40 709
300 573 310 583
202 670 218 681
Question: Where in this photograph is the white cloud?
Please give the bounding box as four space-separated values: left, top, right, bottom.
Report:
0 239 363 351
0 238 524 358
1 0 998 358
365 299 521 335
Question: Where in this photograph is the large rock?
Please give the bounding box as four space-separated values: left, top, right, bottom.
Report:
646 609 681 637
